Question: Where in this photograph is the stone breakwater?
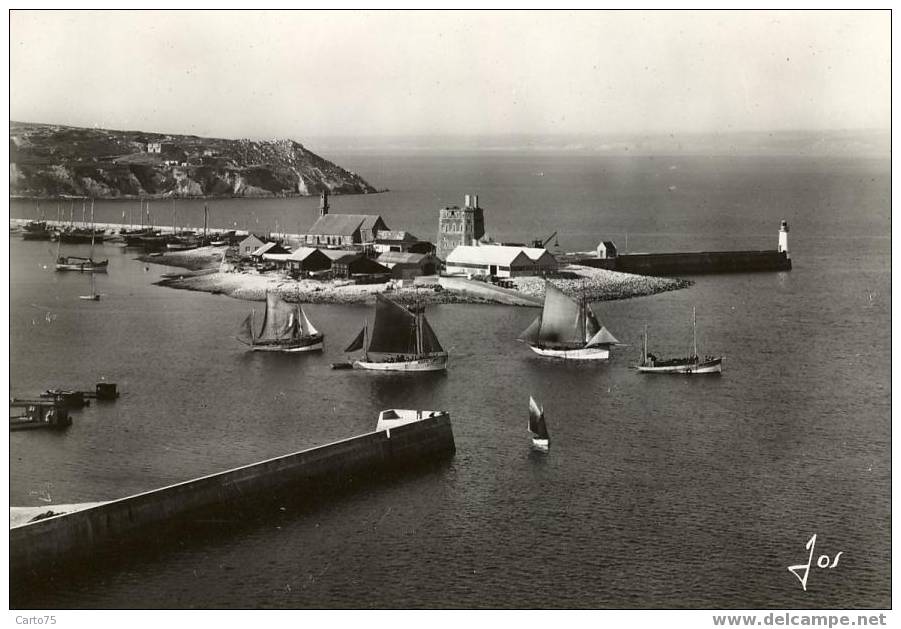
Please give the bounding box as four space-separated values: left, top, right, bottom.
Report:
512 265 692 302
143 249 690 306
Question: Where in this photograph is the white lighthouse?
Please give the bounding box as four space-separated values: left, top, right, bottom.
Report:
778 220 790 258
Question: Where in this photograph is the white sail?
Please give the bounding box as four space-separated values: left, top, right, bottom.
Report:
300 307 319 336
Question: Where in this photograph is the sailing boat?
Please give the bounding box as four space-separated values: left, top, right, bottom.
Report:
236 291 323 352
529 396 549 451
635 308 723 374
56 199 109 272
78 273 100 301
518 281 622 360
342 295 448 372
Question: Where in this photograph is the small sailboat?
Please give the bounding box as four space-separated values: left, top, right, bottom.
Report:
55 199 109 273
78 273 101 301
529 396 549 451
342 295 448 372
519 281 621 360
635 308 723 375
236 291 323 352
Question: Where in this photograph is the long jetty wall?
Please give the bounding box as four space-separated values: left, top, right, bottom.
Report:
577 250 791 276
10 414 455 577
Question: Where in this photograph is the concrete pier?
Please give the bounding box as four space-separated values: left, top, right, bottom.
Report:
577 250 791 276
10 413 455 578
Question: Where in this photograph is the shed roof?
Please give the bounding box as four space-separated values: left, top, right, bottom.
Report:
287 246 329 262
376 230 418 242
377 252 430 265
251 242 280 256
446 245 553 267
305 214 384 236
320 248 361 261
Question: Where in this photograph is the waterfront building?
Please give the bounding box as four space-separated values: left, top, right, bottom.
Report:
377 251 439 279
437 194 485 261
596 240 617 259
300 190 388 246
237 234 265 256
373 230 433 254
445 245 558 278
286 247 332 276
250 241 290 262
330 252 391 280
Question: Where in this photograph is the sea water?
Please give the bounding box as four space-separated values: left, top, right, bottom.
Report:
9 152 890 608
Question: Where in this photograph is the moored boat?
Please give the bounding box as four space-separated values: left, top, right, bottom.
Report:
635 308 723 375
518 281 622 360
343 295 448 372
528 396 549 451
237 292 324 352
55 199 108 273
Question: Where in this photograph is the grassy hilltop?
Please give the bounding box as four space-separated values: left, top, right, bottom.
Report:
10 121 379 199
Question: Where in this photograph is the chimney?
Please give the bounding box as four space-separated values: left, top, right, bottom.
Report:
319 190 330 217
464 194 471 208
473 194 479 208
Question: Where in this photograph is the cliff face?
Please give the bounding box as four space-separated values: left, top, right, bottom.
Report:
10 122 379 198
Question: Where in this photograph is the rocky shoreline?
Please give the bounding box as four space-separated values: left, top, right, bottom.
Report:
142 247 691 306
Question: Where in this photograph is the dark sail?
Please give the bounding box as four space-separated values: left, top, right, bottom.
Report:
584 306 601 342
237 313 255 345
518 314 542 343
344 327 366 352
366 295 418 354
259 292 299 341
529 396 549 440
537 283 584 347
419 316 445 354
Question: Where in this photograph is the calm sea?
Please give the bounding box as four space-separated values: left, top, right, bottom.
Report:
9 152 890 608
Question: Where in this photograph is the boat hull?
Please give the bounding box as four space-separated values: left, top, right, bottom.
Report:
247 338 324 353
635 357 723 374
531 437 549 451
353 354 448 372
527 344 610 360
55 260 109 273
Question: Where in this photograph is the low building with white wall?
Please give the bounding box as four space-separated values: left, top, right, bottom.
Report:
445 245 558 278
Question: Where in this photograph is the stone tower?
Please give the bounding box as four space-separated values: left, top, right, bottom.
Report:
437 194 485 261
319 189 330 217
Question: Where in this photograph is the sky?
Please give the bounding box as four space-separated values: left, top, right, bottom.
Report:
9 10 891 140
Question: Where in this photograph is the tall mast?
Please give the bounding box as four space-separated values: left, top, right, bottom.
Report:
416 311 423 356
692 307 698 358
643 325 648 365
363 320 369 361
89 199 95 259
203 204 209 240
